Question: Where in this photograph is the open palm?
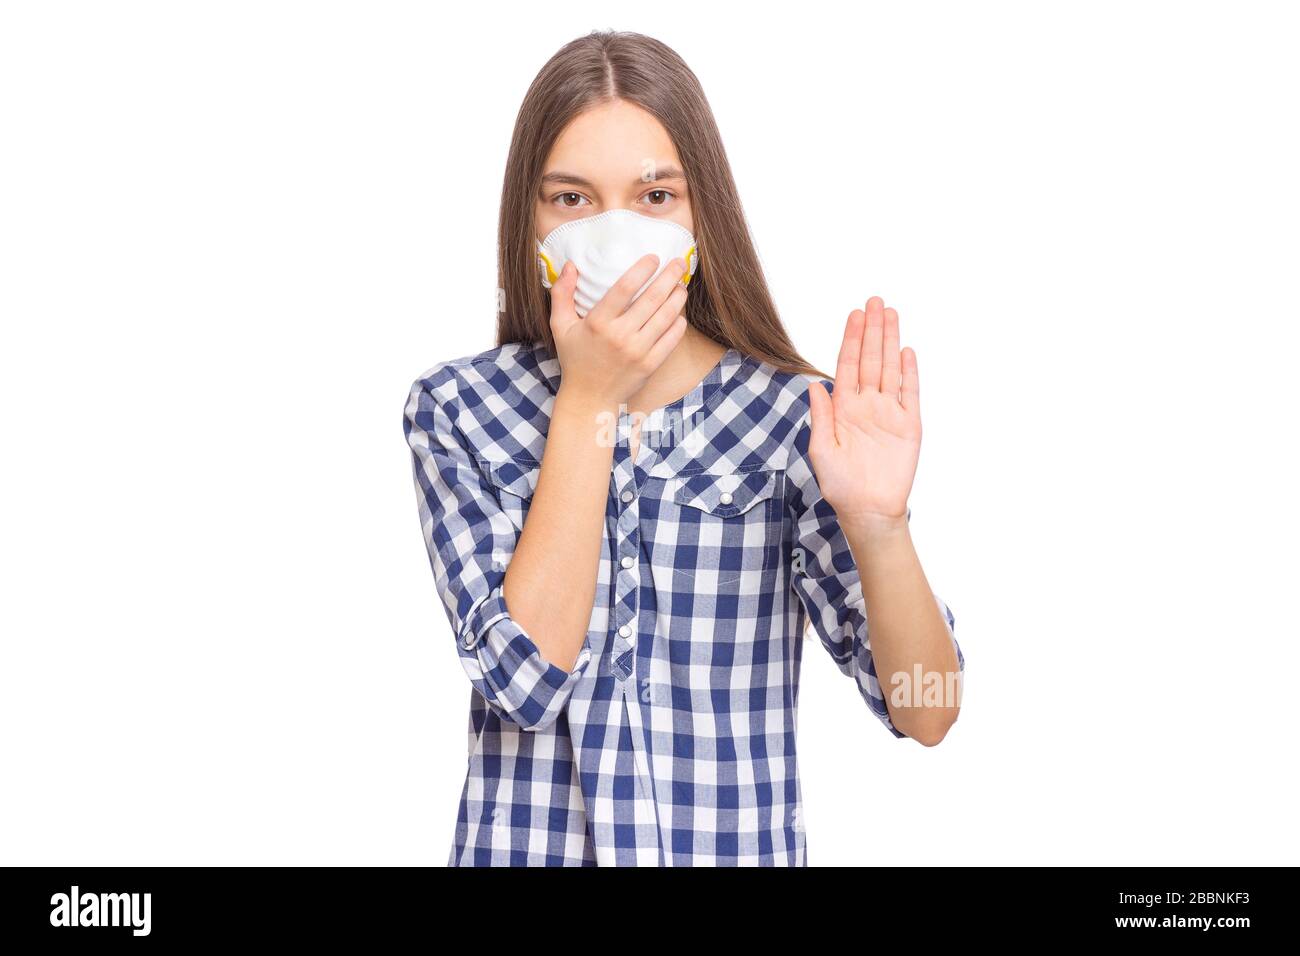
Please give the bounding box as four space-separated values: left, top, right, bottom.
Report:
807 296 922 524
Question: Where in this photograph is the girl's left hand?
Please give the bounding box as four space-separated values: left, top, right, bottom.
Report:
807 296 922 530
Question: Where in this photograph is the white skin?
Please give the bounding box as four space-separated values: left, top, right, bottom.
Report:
502 99 960 744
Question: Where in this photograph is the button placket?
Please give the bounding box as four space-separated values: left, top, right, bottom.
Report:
609 408 641 683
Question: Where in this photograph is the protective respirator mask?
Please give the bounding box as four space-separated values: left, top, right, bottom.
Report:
536 208 698 318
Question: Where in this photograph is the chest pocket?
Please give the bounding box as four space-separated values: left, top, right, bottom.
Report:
484 458 541 531
664 468 785 585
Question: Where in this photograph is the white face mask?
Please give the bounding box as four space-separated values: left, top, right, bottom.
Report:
536 208 698 318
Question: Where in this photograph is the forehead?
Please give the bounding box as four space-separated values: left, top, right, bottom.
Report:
544 99 681 177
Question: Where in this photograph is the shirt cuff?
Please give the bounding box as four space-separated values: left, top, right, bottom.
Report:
457 586 591 731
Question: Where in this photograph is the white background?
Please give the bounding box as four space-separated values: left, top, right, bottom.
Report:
2 1 1297 866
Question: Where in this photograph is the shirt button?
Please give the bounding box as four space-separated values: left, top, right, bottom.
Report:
620 556 634 569
618 624 631 638
620 490 635 503
718 491 733 505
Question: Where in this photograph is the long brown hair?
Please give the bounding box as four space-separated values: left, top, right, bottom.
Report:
496 30 827 378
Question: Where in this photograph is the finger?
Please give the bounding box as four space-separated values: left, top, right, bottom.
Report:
900 346 920 416
881 306 901 397
835 309 866 399
860 296 885 392
807 379 838 455
634 282 688 350
587 253 662 325
548 261 580 338
622 256 689 331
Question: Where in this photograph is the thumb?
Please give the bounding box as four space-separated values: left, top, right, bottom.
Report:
807 379 837 456
548 261 580 339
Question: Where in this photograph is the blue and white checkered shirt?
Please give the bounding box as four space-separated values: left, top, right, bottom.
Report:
403 341 963 866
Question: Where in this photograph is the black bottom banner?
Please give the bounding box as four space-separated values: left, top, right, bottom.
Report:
0 865 1287 944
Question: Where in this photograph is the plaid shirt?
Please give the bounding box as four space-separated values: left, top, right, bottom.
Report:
403 341 963 866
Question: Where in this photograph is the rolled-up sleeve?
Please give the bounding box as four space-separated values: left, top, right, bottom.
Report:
785 382 964 739
403 370 591 732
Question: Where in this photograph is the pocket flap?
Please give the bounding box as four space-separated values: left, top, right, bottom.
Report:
485 458 542 498
672 468 781 517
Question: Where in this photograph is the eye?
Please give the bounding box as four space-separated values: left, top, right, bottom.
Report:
642 189 676 207
553 192 590 208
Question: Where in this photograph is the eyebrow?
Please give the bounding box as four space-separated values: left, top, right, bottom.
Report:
539 165 688 190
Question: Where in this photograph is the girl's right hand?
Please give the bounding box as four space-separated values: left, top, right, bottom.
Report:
549 254 690 409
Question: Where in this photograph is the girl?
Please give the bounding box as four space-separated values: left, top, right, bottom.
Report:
404 30 963 866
